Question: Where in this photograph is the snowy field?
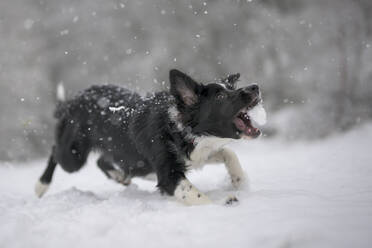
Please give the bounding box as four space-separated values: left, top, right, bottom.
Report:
1 124 372 248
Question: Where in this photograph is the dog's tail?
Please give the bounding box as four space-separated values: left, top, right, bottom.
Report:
35 147 57 198
54 83 67 119
56 82 66 102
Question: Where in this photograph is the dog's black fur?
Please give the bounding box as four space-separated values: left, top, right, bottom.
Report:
37 69 260 197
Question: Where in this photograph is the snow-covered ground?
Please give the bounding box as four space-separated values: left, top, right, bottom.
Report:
1 124 372 248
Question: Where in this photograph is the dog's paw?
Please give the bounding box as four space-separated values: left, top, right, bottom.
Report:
107 170 131 186
230 174 248 190
224 195 239 206
174 179 212 206
35 180 50 198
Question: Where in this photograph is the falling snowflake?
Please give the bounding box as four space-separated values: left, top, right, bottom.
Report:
97 97 110 108
24 19 34 30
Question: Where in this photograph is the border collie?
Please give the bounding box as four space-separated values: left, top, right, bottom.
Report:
35 69 264 205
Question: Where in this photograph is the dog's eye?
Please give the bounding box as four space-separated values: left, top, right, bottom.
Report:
216 92 227 100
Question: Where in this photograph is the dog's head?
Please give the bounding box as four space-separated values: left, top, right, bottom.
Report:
169 69 263 139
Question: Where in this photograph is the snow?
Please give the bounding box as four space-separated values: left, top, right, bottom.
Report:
248 103 267 126
56 83 65 102
97 97 110 108
23 19 34 30
1 124 372 248
126 48 132 55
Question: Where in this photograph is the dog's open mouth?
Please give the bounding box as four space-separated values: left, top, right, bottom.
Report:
233 101 266 139
234 108 261 138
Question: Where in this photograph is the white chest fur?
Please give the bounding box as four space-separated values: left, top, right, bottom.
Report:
186 136 232 169
168 106 233 170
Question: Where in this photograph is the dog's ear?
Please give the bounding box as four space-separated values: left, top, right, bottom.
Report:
221 73 240 90
169 69 201 106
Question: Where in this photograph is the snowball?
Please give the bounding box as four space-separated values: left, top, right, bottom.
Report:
248 103 267 126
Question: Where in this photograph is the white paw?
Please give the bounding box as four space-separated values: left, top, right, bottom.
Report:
224 195 239 206
107 170 131 185
174 179 212 206
35 180 50 198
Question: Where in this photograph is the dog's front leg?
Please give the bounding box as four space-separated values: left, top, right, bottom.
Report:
155 160 212 206
174 178 212 205
208 148 247 189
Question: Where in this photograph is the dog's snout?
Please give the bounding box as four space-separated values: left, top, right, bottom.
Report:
244 84 259 94
239 84 260 104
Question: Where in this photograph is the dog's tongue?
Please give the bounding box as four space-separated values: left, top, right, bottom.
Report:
233 117 260 137
234 118 246 132
244 126 260 137
247 103 267 126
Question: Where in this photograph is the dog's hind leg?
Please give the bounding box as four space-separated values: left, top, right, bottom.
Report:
97 156 131 185
55 124 91 173
35 146 57 198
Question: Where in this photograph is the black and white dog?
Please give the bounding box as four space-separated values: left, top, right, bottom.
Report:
35 69 263 205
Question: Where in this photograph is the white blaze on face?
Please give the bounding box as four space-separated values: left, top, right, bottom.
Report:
247 103 267 126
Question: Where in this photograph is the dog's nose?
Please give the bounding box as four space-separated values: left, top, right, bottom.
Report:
240 84 260 103
244 84 259 94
